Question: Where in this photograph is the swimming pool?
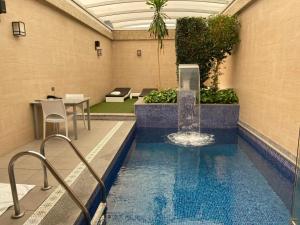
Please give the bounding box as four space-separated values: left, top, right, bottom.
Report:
105 128 292 225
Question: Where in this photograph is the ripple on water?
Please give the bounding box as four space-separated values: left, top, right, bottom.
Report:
167 131 215 147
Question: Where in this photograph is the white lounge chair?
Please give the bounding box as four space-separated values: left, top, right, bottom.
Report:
105 88 131 102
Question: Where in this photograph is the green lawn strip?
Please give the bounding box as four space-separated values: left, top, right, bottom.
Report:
90 98 137 113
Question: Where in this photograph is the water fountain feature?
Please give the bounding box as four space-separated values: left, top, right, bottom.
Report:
167 64 214 147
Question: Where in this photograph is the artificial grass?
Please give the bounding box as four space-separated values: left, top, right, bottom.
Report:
90 98 137 113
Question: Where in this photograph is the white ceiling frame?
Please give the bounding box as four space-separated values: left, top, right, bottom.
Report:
75 0 233 30
94 8 219 18
107 12 211 24
84 0 230 8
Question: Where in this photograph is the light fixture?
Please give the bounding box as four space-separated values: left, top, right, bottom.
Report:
96 48 102 56
137 50 142 57
12 21 26 37
0 0 6 14
95 40 102 56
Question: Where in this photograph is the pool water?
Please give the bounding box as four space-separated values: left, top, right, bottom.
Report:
106 128 292 225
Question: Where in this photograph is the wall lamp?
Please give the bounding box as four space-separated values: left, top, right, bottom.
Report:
95 41 102 57
0 0 6 14
137 50 142 57
12 21 26 37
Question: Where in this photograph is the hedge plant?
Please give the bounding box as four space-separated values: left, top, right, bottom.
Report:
144 88 238 104
144 89 177 103
200 88 239 104
175 15 240 89
208 15 240 91
175 17 211 86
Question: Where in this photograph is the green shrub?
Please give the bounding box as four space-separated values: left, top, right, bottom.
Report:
144 89 177 103
208 15 240 61
143 88 238 104
176 17 211 86
208 15 240 91
199 88 215 104
200 88 239 104
175 16 240 88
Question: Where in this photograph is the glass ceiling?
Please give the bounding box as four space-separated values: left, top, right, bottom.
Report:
74 0 233 30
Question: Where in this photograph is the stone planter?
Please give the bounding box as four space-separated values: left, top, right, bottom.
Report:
134 100 239 129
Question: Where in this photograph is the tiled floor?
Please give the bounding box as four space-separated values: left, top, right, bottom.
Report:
0 120 135 225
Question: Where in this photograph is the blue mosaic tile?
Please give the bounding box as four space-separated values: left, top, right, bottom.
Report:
238 126 295 183
135 104 240 129
105 128 291 225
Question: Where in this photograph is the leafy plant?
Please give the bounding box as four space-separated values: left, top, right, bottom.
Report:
176 17 211 86
144 89 177 103
144 88 239 104
200 88 239 104
175 15 240 89
208 15 240 91
199 88 216 104
147 0 169 88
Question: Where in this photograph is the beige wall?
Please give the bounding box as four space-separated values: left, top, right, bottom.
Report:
0 1 178 156
1 0 299 160
112 30 178 92
223 0 300 156
0 0 113 156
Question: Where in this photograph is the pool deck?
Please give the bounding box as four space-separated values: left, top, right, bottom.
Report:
0 120 135 225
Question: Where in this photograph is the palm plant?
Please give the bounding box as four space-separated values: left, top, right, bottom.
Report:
146 0 169 89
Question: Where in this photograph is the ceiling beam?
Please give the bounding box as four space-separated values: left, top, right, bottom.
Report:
109 13 213 24
85 0 230 8
114 21 176 29
110 17 177 24
95 8 219 17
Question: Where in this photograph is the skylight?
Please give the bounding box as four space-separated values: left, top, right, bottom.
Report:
73 0 233 30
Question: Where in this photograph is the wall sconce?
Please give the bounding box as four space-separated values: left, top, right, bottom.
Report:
0 0 6 14
95 40 102 56
12 21 26 37
96 48 102 56
137 49 142 57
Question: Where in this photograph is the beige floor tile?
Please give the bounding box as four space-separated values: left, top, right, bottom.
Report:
0 168 39 184
0 209 35 225
0 120 123 224
19 186 53 211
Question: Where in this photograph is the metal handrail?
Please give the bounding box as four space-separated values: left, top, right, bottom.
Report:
40 134 107 203
8 151 91 224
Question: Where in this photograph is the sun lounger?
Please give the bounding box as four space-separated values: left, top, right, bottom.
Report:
139 88 158 99
105 88 131 102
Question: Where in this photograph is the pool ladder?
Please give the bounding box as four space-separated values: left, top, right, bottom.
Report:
8 134 107 225
291 220 297 225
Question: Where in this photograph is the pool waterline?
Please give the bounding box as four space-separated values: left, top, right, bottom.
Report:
105 128 292 225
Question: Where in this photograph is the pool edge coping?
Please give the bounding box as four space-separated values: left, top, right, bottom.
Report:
22 121 136 225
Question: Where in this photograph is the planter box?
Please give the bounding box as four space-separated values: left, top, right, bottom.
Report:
135 100 239 129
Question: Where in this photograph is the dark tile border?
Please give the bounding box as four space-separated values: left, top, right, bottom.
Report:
238 125 295 182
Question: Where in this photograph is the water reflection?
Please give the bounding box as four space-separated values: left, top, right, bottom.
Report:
106 129 290 225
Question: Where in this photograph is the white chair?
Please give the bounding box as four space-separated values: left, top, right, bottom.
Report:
65 94 86 128
41 99 68 139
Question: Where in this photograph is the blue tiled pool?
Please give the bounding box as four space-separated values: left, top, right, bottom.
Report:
106 128 292 225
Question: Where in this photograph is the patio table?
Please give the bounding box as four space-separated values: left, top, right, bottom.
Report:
30 97 91 140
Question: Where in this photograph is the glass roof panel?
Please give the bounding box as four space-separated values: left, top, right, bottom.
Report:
74 0 233 29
